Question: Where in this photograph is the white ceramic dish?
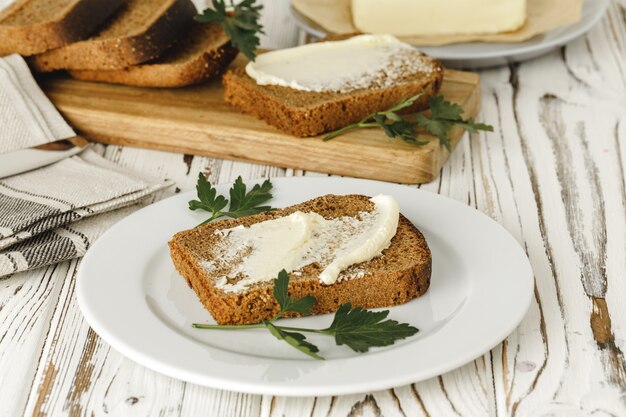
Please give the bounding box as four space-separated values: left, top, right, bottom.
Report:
290 0 609 69
77 177 534 396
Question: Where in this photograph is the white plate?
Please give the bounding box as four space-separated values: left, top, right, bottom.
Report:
77 177 533 396
290 0 609 69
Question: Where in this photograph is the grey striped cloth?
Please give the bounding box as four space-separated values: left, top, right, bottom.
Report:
0 55 75 152
0 55 172 277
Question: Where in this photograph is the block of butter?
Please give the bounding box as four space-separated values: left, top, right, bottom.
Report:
351 0 527 37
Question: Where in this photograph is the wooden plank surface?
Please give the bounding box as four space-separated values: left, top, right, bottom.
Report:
40 65 480 185
1 0 625 416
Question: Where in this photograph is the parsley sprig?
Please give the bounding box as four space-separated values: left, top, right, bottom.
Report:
195 0 263 61
188 174 273 225
323 94 493 151
192 270 419 359
323 94 427 145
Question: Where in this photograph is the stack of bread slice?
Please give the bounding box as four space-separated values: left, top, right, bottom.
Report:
0 0 124 56
0 0 239 87
68 21 239 88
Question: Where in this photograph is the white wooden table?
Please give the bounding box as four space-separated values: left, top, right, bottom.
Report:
2 1 625 416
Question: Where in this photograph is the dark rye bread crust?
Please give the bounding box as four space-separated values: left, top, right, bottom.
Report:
68 22 239 87
169 194 432 325
30 0 197 72
222 53 444 137
0 0 123 56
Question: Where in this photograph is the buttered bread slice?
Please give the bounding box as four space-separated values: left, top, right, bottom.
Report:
223 34 443 137
169 194 431 325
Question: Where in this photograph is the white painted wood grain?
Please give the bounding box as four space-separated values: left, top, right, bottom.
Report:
0 1 625 417
0 263 72 417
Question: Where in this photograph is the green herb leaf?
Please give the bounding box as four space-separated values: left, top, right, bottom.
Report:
195 0 263 61
322 93 425 143
420 96 494 150
382 93 424 115
428 95 464 121
223 177 274 218
188 174 274 224
324 303 419 353
273 270 316 316
323 93 493 151
373 115 418 142
188 173 229 213
414 113 454 151
419 95 463 151
264 321 324 360
193 271 417 360
453 119 495 134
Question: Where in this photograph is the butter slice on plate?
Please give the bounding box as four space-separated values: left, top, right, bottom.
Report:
351 0 527 37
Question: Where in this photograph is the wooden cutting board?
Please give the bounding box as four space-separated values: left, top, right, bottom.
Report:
40 66 480 184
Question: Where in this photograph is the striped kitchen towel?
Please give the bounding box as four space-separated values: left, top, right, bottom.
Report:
0 54 172 277
0 54 75 154
1 204 145 277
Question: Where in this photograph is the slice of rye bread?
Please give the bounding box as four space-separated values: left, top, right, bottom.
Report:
30 0 197 72
67 22 238 87
222 48 444 137
0 0 123 56
169 194 432 325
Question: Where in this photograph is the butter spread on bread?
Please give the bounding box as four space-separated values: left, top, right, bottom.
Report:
245 34 434 93
208 194 399 292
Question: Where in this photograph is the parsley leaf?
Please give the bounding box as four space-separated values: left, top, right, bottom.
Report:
264 321 324 360
195 0 264 61
188 173 228 214
323 93 425 142
273 270 316 317
454 119 494 134
222 177 273 218
188 173 274 224
192 270 419 359
415 96 494 151
428 95 464 120
323 93 493 151
380 93 425 115
414 113 454 151
373 115 427 145
323 303 419 352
